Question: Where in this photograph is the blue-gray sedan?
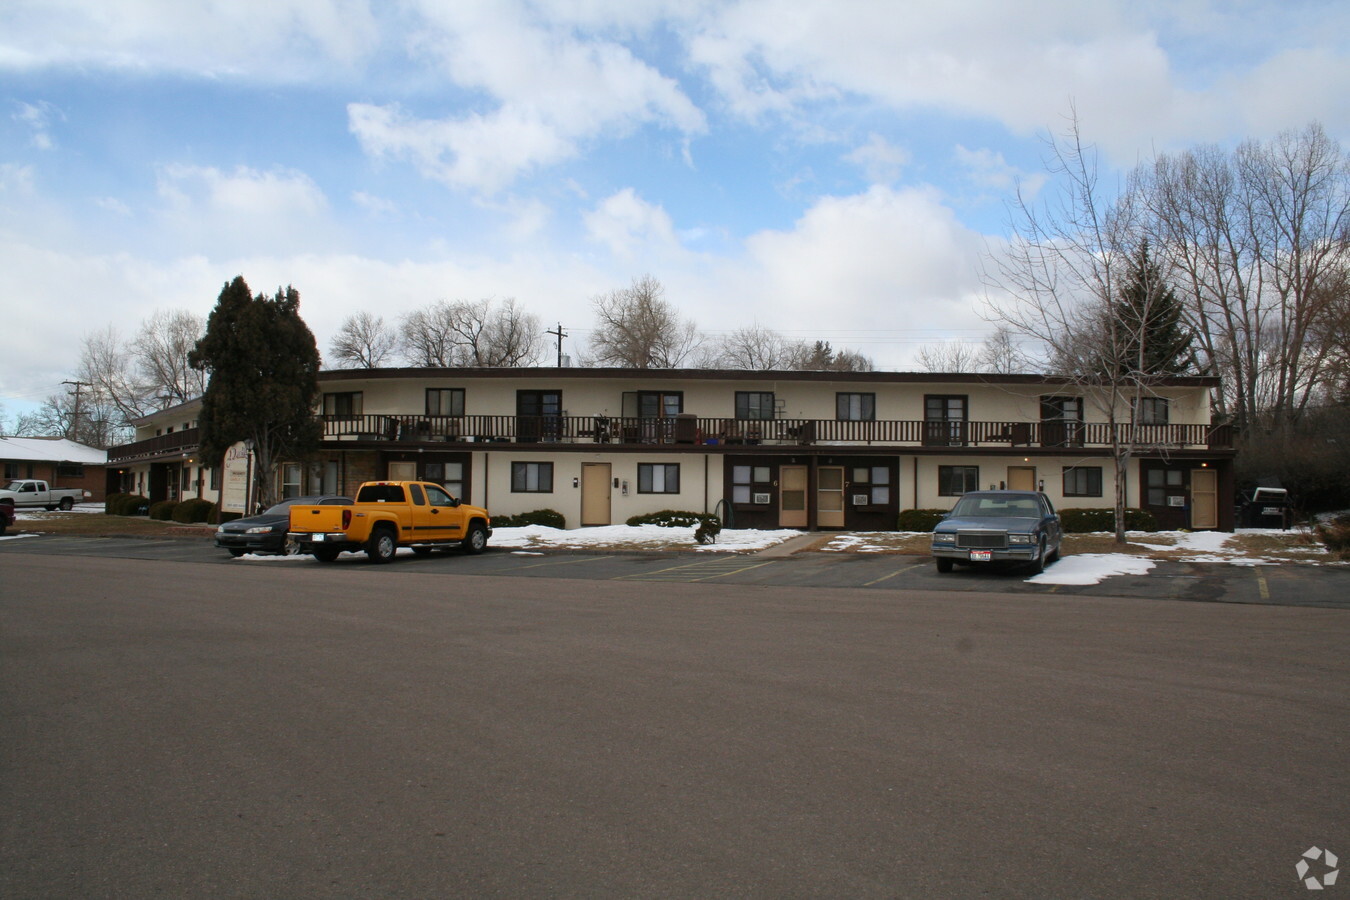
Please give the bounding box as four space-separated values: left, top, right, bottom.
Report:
931 490 1062 574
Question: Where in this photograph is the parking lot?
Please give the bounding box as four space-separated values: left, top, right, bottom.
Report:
3 531 1347 608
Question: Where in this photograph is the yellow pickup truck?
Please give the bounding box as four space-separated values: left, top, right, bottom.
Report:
287 480 491 563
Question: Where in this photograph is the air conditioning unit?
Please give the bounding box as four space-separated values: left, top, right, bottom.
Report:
753 492 771 505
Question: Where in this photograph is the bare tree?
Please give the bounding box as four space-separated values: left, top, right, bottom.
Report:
782 340 873 372
917 341 982 373
708 325 796 369
19 387 127 448
984 112 1179 544
400 298 542 367
330 311 398 368
1134 122 1350 432
133 310 207 404
400 301 458 366
588 275 701 368
78 325 152 422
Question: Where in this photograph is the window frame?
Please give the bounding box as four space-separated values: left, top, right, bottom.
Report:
511 461 554 493
425 388 465 417
734 391 776 421
836 392 876 421
937 465 980 497
1135 397 1170 425
637 463 680 494
322 391 363 417
1062 466 1103 498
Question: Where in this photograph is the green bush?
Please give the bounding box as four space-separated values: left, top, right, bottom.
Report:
148 500 178 521
172 498 217 523
493 508 566 529
897 509 947 532
625 509 720 530
1059 507 1158 533
103 492 125 512
110 494 150 516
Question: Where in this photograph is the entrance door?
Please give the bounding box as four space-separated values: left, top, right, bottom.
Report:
1191 468 1218 530
581 463 611 526
1007 466 1036 491
518 390 562 442
817 466 845 528
779 465 808 528
388 461 417 480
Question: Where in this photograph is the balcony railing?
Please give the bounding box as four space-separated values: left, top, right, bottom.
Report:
107 427 201 463
319 415 1233 451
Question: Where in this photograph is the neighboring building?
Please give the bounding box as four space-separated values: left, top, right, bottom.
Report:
107 368 1238 530
0 436 109 501
105 399 208 503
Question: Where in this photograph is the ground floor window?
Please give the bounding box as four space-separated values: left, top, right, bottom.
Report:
851 466 891 504
57 463 85 478
282 463 302 498
1063 466 1103 497
425 461 465 499
512 461 553 493
732 465 772 504
938 465 979 496
638 463 680 494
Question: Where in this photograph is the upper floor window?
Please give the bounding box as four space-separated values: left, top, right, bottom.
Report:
1135 397 1170 425
426 388 464 417
637 391 683 418
735 391 775 421
836 393 876 421
925 395 968 446
323 391 363 417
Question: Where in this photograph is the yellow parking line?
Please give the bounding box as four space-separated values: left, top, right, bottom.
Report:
862 563 924 587
514 555 609 570
1257 576 1270 601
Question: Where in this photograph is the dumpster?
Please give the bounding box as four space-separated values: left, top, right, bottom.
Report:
1240 486 1290 529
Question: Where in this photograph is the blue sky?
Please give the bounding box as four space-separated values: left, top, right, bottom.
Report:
2 0 1348 422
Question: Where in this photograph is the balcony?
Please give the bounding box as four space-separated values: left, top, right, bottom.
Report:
107 427 201 464
318 415 1234 452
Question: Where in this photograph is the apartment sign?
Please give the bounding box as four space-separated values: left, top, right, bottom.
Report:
220 442 252 514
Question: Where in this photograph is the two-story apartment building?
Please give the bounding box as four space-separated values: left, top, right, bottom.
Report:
107 367 1237 531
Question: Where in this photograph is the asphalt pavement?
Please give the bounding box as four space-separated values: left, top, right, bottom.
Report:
2 549 1347 898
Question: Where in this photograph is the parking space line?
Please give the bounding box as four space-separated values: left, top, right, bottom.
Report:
511 555 611 570
613 558 776 583
862 563 924 586
1257 575 1270 601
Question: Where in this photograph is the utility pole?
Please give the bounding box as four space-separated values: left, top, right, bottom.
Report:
545 323 568 367
62 380 91 442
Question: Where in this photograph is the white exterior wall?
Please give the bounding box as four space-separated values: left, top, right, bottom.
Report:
910 455 1142 512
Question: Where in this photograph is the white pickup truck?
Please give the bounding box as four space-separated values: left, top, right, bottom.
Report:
0 479 91 511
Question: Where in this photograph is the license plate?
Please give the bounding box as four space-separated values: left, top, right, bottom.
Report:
312 533 325 542
969 550 992 562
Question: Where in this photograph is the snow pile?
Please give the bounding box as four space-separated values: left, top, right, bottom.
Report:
14 503 106 519
491 524 802 552
1026 554 1156 585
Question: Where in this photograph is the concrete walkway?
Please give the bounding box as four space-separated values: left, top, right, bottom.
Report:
753 532 830 558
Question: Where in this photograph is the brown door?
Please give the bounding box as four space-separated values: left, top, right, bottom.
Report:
779 465 808 528
817 466 845 528
1007 466 1036 491
1191 468 1218 529
581 463 611 526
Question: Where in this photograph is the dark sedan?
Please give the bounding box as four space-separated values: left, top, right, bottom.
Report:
930 490 1062 574
215 495 352 557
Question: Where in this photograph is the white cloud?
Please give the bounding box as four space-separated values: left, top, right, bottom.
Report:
844 134 909 184
12 101 63 150
953 144 1046 198
583 188 679 257
152 164 334 255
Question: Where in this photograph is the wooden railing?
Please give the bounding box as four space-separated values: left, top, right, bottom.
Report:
318 415 1233 450
107 427 201 463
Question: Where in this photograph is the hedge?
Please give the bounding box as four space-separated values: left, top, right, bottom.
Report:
1058 507 1158 533
172 498 217 523
109 494 150 516
897 509 946 532
493 508 566 529
625 509 721 530
148 500 179 521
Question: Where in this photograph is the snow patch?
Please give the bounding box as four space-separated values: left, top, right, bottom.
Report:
1026 554 1156 586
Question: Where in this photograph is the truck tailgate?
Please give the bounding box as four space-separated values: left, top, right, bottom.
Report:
288 505 347 534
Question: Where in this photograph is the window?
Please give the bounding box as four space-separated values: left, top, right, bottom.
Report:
1040 396 1083 447
517 390 562 441
938 465 980 496
426 388 464 417
181 466 193 493
732 465 772 504
1135 397 1170 425
3 463 17 480
637 391 683 418
850 466 891 505
638 464 680 494
836 393 875 421
1063 466 1103 497
323 392 363 416
925 395 968 445
735 391 775 421
511 462 553 493
424 484 457 507
408 483 426 505
425 461 465 499
282 463 302 498
57 463 85 478
209 467 220 491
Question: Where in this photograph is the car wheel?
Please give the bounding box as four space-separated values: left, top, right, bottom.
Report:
312 547 340 562
366 528 397 563
59 497 74 511
935 557 954 573
227 548 246 558
283 539 302 556
1029 538 1047 575
463 523 488 555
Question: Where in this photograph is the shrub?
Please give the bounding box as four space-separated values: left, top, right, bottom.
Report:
103 492 125 512
110 494 150 516
897 509 946 532
1059 507 1158 534
1315 515 1350 559
148 500 178 521
493 508 566 529
626 509 720 530
172 498 217 523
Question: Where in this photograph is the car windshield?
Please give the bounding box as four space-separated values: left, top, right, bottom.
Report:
950 496 1041 517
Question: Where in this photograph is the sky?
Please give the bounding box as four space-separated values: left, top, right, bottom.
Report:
2 0 1348 423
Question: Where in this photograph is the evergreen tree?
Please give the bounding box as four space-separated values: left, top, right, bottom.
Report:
189 276 322 508
1114 241 1197 376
